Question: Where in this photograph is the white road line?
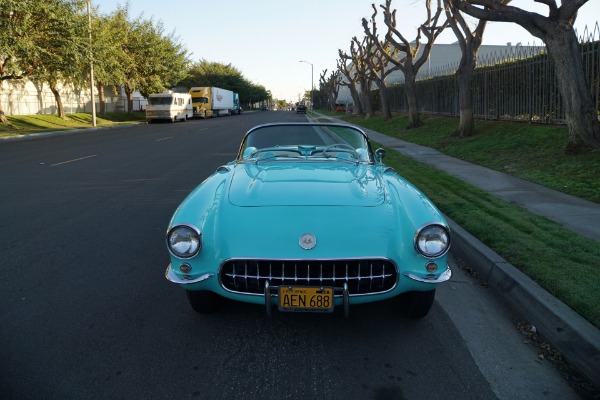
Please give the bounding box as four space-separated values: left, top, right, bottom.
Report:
50 155 97 167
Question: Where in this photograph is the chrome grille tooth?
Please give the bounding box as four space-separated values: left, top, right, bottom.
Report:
244 261 248 292
320 263 323 285
281 262 285 283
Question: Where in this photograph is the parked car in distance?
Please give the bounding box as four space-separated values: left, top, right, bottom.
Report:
296 104 307 114
165 123 451 318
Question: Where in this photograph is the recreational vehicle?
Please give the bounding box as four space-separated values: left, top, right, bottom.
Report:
146 91 193 123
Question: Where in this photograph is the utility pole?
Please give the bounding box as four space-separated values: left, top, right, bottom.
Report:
87 0 97 127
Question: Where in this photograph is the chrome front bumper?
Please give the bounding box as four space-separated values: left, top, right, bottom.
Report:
403 266 452 284
165 264 214 285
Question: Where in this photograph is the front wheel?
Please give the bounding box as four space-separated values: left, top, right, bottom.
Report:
186 290 223 313
396 290 435 319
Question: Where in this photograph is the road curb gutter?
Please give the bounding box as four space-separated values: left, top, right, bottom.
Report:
447 217 600 388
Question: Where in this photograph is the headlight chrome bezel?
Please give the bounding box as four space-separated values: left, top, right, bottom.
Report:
414 223 451 259
166 224 202 259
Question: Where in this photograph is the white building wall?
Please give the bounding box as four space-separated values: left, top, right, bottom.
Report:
0 79 146 116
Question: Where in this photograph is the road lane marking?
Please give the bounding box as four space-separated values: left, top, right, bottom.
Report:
156 137 174 141
50 155 97 167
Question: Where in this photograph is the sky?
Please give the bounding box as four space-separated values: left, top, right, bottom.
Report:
95 0 600 102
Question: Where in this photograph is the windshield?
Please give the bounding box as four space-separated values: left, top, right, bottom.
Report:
147 96 174 105
237 123 374 163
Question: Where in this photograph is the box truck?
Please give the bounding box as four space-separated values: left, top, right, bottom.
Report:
189 87 235 118
145 91 192 123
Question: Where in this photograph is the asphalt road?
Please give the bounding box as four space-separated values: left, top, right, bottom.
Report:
0 111 580 399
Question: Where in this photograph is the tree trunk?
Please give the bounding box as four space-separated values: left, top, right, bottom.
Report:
124 85 134 114
456 54 476 137
545 30 600 154
96 82 106 115
379 85 392 120
404 70 422 128
349 84 363 115
0 108 9 125
49 82 65 119
360 78 374 118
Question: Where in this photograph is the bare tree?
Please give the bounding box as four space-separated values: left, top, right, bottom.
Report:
449 0 600 153
350 36 375 118
362 17 401 120
365 0 447 128
443 0 491 136
337 50 364 115
319 69 341 111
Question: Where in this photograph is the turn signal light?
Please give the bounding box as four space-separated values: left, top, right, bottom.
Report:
179 263 192 273
425 262 438 273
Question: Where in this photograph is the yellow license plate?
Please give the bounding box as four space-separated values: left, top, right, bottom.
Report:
278 286 334 313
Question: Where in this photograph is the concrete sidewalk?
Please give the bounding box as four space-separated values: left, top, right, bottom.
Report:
312 113 600 389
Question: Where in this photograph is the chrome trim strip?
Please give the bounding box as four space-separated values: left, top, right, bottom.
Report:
165 264 214 285
403 266 452 284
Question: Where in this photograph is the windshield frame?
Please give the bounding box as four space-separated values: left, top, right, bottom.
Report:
236 123 376 164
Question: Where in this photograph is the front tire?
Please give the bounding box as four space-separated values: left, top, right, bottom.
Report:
186 290 223 313
397 290 435 319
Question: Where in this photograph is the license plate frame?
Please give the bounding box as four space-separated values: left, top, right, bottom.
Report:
278 286 334 313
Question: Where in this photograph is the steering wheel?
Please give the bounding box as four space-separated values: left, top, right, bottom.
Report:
319 143 358 158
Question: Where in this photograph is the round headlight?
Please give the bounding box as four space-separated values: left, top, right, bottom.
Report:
415 224 450 258
167 225 201 259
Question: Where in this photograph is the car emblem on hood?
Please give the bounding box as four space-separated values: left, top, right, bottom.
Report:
299 233 317 250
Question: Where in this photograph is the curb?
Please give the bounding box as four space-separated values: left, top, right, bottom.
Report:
447 217 600 388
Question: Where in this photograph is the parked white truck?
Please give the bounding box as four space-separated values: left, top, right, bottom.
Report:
146 91 192 123
189 87 235 118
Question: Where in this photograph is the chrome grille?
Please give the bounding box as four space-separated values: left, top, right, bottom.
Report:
220 259 397 296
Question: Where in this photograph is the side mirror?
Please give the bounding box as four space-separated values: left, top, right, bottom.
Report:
375 148 386 163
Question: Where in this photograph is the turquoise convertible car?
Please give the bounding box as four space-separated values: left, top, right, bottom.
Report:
165 123 451 318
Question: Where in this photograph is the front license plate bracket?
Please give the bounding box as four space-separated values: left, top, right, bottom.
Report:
264 281 349 318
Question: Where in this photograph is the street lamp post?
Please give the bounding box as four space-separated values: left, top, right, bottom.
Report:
299 60 313 110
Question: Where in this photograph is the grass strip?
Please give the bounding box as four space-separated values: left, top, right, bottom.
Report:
0 112 146 137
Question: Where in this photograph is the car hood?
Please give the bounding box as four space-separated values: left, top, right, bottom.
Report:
228 162 385 207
